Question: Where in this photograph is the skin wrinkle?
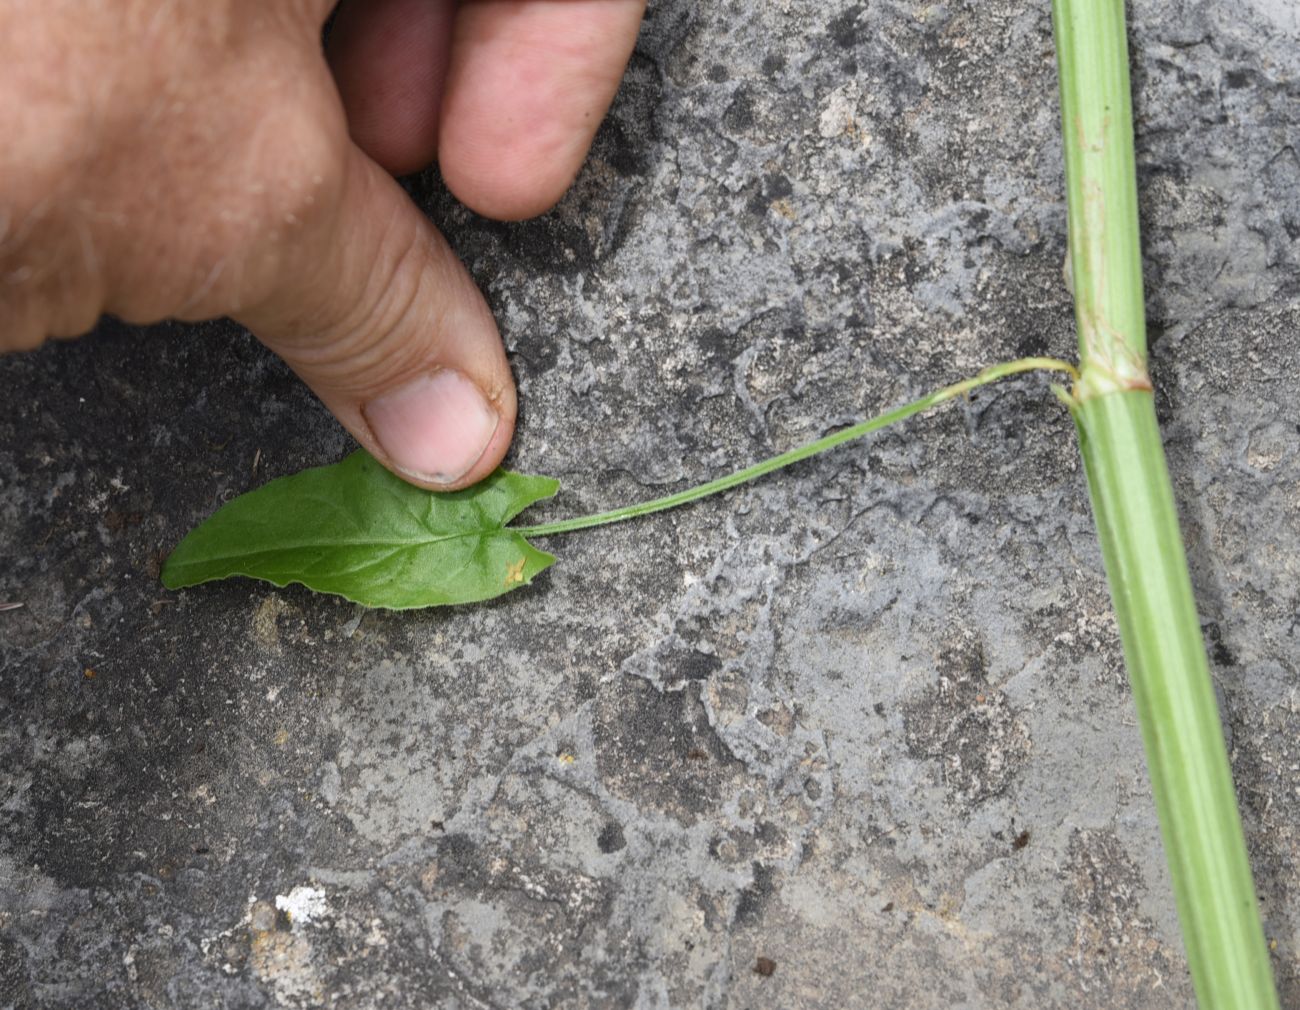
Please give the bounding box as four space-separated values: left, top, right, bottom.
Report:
138 77 182 137
74 210 99 288
60 23 126 186
44 232 74 336
2 204 67 294
225 247 247 316
10 197 54 254
144 0 179 39
174 259 227 320
288 224 445 391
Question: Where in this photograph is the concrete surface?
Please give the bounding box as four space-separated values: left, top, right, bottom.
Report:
3 1 1299 1007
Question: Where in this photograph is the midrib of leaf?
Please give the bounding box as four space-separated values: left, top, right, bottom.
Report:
168 525 512 570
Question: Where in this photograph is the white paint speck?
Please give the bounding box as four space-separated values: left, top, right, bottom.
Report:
275 885 327 925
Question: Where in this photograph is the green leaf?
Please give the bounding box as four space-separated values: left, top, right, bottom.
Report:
162 451 559 610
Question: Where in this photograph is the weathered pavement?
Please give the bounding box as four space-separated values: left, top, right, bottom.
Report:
3 1 1299 1006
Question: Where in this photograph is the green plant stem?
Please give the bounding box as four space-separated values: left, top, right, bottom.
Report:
515 356 1076 537
1074 394 1278 1009
1054 1 1278 1006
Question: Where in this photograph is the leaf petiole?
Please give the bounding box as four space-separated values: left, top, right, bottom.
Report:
514 356 1078 537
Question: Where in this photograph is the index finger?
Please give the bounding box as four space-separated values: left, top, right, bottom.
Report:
437 0 646 221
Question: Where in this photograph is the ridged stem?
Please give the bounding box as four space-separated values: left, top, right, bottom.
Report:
1053 1 1278 1005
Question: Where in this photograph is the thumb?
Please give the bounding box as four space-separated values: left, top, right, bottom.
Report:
237 146 516 491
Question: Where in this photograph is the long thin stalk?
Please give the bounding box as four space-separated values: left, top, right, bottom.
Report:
1053 2 1278 1006
516 357 1075 536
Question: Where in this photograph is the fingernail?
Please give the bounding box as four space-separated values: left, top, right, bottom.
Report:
363 369 499 485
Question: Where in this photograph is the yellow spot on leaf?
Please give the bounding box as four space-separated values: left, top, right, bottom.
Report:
504 558 527 586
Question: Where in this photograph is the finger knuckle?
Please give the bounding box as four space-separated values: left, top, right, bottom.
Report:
295 224 443 392
255 101 349 232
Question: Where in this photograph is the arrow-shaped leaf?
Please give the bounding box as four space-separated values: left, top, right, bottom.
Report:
162 451 559 609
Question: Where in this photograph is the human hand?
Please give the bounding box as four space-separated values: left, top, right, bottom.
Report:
0 0 645 488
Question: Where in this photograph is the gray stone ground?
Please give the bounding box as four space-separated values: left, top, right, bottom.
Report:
3 1 1299 1007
